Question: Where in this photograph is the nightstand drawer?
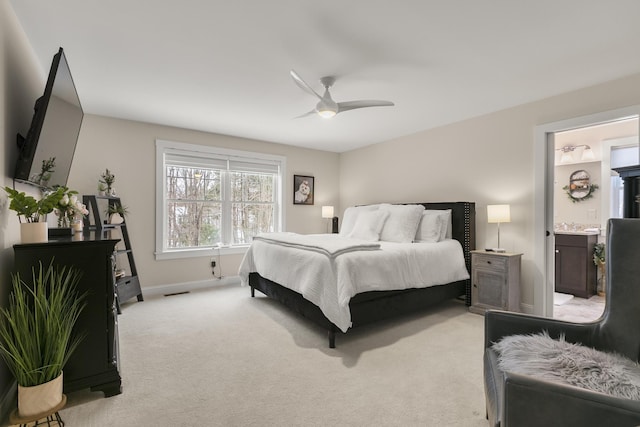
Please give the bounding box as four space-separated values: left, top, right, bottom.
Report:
473 254 507 271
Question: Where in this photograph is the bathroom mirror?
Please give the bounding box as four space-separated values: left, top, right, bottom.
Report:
568 170 591 200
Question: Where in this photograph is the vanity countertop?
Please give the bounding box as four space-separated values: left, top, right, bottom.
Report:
554 229 600 236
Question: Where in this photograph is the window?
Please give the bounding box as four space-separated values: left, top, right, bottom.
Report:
156 140 285 259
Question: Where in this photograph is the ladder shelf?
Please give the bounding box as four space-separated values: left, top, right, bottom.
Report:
83 195 143 309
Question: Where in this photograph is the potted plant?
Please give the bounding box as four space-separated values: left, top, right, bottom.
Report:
99 169 115 196
593 243 606 296
3 187 66 243
107 203 129 224
0 261 86 418
53 188 88 231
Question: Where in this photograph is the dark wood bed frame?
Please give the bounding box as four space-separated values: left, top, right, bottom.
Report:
249 202 476 348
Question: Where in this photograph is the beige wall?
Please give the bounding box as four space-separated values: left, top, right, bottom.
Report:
0 0 49 414
68 115 340 291
340 73 640 310
554 162 601 226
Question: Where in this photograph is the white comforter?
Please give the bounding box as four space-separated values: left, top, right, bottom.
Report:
238 233 470 332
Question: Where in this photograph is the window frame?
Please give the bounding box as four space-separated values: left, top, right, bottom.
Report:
155 139 286 260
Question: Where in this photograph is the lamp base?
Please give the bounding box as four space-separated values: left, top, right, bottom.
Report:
491 248 506 253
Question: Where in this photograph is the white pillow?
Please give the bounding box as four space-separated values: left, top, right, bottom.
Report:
347 210 389 241
378 204 425 243
339 205 380 237
440 209 453 240
415 210 444 243
415 209 453 242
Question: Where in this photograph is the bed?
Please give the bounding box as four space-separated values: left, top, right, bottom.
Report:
240 202 476 348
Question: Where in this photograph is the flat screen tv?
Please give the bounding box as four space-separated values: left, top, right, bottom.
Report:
14 47 83 188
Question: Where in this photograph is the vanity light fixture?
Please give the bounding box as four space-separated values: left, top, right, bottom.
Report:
487 204 511 253
556 144 595 164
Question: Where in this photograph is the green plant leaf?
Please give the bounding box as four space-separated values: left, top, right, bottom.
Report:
0 260 86 386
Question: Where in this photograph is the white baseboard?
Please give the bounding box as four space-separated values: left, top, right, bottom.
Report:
520 303 534 314
141 275 241 298
0 380 16 425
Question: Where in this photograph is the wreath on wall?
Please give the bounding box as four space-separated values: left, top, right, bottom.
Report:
562 183 599 203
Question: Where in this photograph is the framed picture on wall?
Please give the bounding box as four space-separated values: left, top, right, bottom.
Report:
293 175 314 205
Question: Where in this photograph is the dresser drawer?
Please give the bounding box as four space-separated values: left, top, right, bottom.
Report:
473 253 507 272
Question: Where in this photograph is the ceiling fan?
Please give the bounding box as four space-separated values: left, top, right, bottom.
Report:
290 69 394 119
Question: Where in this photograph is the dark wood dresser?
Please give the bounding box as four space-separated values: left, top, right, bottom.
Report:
13 233 122 397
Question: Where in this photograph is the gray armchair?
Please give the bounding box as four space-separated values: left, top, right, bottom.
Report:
484 218 640 427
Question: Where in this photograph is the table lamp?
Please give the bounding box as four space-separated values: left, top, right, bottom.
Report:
487 204 511 252
322 206 338 233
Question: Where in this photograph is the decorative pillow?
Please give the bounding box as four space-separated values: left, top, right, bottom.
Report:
347 210 389 241
339 205 380 237
439 209 453 240
378 204 425 243
415 210 444 243
415 209 452 241
493 332 640 400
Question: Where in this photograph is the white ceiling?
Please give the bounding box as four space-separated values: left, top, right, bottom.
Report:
9 1 640 153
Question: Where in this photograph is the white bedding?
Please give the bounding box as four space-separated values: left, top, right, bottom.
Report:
252 232 380 257
238 233 470 332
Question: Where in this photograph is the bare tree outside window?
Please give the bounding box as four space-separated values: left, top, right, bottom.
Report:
231 171 275 244
165 165 276 249
166 166 222 248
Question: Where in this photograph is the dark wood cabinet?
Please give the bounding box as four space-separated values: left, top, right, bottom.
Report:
555 233 597 298
13 234 122 397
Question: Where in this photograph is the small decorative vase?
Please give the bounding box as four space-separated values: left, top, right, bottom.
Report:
20 222 48 244
17 373 63 417
72 219 83 233
109 213 124 224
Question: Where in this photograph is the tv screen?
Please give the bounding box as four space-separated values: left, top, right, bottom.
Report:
14 47 83 188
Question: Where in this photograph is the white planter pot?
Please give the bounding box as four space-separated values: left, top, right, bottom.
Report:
20 222 48 244
109 213 124 224
17 372 63 418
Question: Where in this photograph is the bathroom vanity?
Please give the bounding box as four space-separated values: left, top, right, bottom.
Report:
555 231 598 298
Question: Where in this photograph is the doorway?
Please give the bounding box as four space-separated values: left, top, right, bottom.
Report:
551 119 638 321
533 106 640 318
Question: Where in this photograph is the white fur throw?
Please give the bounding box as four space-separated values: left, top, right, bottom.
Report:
493 332 640 400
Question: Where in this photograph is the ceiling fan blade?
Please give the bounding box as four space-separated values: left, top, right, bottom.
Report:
290 70 322 100
293 109 317 119
337 100 395 113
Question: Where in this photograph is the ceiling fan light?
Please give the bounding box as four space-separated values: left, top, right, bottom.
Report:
317 109 337 119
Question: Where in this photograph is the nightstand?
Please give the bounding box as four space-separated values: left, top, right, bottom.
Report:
469 250 522 315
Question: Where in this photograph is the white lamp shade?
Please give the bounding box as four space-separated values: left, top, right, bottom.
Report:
322 206 334 218
560 151 573 164
487 205 511 224
581 147 595 161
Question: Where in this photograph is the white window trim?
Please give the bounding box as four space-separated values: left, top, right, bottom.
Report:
155 139 286 260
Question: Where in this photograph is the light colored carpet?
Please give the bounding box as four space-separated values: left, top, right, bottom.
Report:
44 284 487 427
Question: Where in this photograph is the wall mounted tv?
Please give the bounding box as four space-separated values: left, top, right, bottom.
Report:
14 47 83 188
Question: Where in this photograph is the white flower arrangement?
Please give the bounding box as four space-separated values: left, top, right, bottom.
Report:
54 188 89 227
